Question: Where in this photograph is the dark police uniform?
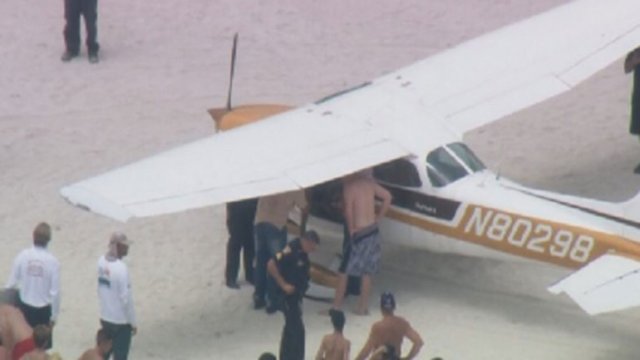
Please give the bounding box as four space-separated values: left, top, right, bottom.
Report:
272 239 310 360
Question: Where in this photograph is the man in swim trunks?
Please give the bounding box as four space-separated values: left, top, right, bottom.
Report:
18 324 51 360
0 304 34 360
332 171 392 315
0 335 6 360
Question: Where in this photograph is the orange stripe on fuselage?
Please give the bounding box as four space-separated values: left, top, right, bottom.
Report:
387 204 640 269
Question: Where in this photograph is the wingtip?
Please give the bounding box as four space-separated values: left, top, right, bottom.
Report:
59 185 132 223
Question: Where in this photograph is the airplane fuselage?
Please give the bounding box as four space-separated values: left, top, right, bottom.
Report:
211 103 640 271
372 170 640 270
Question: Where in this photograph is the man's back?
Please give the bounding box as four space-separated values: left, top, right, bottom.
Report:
254 191 307 228
343 177 376 231
316 333 350 360
369 315 410 359
343 174 391 234
0 305 33 353
7 247 59 307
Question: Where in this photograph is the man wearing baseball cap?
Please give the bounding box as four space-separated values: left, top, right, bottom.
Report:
354 292 423 360
97 232 137 360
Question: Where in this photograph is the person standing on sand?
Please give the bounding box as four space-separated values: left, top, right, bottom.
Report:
625 46 640 173
225 198 258 289
19 325 51 360
5 222 60 350
78 328 113 360
253 190 308 313
332 171 392 315
354 292 423 360
61 0 100 63
0 304 35 360
268 231 319 360
97 233 137 360
315 309 350 360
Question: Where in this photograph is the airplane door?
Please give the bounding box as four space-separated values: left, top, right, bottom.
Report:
373 158 424 247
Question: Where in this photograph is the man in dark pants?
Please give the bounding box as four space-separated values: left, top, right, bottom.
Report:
267 230 319 360
62 0 100 63
625 47 640 173
225 198 258 289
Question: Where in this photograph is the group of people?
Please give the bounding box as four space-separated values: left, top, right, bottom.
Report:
257 292 423 360
0 223 137 360
224 170 424 359
0 169 419 359
315 292 423 360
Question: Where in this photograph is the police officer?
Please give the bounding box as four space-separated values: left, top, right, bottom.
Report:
267 230 319 360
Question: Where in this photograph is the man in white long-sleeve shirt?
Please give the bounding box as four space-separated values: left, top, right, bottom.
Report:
5 222 60 349
98 232 137 360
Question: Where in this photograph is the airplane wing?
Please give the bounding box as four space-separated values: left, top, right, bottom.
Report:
384 0 640 135
548 253 640 315
61 0 640 221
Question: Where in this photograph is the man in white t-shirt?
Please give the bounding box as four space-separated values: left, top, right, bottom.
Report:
5 222 60 349
97 232 137 360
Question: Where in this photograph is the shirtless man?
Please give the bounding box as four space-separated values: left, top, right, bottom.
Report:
19 325 50 360
332 171 392 315
354 293 423 360
315 309 350 360
0 339 6 360
0 305 34 360
78 328 113 360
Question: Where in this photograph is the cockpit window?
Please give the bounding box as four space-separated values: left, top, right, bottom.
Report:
374 159 422 188
426 143 481 187
448 142 485 172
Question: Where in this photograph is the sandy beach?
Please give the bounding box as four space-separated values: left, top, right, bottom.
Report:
2 0 640 359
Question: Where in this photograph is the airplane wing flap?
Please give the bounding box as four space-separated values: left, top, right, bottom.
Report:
439 74 568 136
548 253 640 315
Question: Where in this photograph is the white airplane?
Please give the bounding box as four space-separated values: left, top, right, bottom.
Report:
60 0 640 315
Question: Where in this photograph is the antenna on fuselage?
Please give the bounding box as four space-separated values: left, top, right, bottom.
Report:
226 32 239 111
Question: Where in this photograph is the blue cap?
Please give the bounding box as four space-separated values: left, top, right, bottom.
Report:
380 291 396 311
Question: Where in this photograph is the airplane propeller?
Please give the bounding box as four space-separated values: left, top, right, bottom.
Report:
226 32 239 111
208 33 239 123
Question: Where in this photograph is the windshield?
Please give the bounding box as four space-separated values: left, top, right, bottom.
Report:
448 142 485 172
426 143 485 187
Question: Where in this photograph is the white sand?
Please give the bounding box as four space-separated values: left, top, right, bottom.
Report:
2 0 640 359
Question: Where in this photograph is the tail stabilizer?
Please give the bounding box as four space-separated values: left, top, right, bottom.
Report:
548 253 640 315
